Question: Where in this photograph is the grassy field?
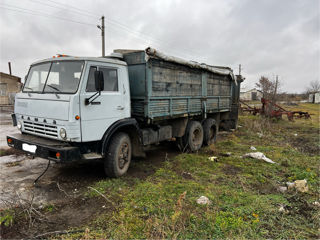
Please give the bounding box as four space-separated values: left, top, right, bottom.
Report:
72 103 319 239
1 103 319 239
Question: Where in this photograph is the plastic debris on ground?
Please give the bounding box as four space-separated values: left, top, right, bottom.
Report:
312 201 320 207
286 182 295 189
208 156 218 162
221 152 232 157
294 179 308 193
250 146 257 151
279 204 289 213
243 152 275 164
196 196 211 205
257 133 263 138
277 186 288 193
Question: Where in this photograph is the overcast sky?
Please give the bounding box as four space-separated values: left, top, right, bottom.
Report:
0 0 319 93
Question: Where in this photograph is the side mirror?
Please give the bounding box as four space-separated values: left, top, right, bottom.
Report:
94 70 104 92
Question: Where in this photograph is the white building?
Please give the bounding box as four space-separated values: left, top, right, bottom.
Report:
240 88 263 101
308 92 320 103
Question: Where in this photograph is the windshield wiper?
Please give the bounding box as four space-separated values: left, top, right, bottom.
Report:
46 84 61 92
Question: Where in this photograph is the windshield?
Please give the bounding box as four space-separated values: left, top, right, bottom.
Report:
23 61 84 94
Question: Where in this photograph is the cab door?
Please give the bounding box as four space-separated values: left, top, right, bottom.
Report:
80 63 126 142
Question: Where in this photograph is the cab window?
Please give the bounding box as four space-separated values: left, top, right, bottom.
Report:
86 66 118 92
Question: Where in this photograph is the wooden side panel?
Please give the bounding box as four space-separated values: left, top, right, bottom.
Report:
150 60 202 97
123 51 234 120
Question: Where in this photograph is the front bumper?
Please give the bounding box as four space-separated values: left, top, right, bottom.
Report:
7 133 81 162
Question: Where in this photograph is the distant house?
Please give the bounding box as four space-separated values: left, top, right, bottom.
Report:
0 72 21 105
240 88 263 101
308 92 320 104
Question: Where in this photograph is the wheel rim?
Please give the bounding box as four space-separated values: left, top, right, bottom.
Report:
191 128 202 146
118 142 129 169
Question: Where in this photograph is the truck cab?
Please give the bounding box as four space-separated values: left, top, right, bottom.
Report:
14 56 130 142
8 55 137 176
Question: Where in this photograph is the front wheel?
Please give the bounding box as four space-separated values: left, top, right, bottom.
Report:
104 132 132 177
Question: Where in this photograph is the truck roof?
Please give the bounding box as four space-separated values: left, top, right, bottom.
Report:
31 56 128 66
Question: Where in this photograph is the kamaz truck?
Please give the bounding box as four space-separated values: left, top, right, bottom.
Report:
7 47 243 177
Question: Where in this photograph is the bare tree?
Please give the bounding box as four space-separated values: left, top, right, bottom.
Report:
306 80 320 94
255 76 274 100
255 75 282 101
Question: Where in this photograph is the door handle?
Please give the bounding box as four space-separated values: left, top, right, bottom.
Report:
117 106 125 110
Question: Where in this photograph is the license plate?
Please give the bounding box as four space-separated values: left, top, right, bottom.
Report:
22 143 37 153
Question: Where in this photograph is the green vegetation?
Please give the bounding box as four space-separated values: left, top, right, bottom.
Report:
69 103 319 239
45 204 55 213
2 103 319 239
0 209 14 227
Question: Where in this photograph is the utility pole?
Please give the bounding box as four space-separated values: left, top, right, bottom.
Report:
272 75 279 104
238 64 241 75
97 16 105 57
8 62 12 75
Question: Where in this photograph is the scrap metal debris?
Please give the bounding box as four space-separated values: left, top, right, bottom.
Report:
243 152 276 164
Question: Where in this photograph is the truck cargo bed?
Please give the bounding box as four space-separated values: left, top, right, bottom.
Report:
119 48 237 121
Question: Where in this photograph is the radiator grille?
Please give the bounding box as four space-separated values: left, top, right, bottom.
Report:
23 120 58 138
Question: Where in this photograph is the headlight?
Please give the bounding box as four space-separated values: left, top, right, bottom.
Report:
17 121 22 130
59 128 67 139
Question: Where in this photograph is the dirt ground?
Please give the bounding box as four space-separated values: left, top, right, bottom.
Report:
0 108 180 238
0 145 179 238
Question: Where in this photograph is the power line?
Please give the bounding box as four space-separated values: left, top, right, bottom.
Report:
24 0 204 59
27 0 98 20
24 0 167 47
104 18 203 60
25 0 193 56
106 24 196 60
2 2 204 61
44 0 98 17
0 4 96 27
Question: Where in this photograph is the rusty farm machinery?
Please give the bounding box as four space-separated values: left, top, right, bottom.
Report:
240 98 311 121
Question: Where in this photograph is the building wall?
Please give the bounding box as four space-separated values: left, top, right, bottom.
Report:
0 73 21 105
308 94 314 103
240 91 252 101
308 93 320 103
240 89 263 101
315 92 320 104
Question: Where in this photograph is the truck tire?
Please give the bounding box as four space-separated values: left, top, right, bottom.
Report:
203 118 217 146
183 121 204 152
104 132 132 177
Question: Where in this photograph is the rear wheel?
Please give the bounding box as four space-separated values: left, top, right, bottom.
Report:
203 118 217 145
183 121 203 152
104 132 132 177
